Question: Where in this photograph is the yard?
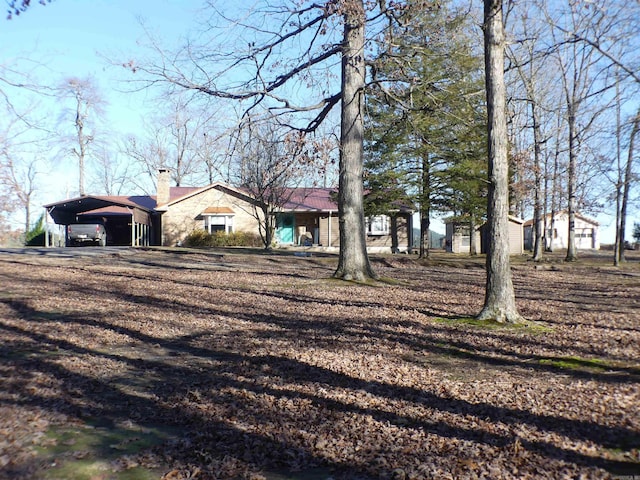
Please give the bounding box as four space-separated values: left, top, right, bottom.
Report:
0 248 638 480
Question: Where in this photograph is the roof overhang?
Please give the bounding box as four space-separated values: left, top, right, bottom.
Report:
45 195 154 225
202 206 235 215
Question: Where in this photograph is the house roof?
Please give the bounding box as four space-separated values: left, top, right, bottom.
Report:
281 188 338 211
279 188 414 213
155 183 253 211
44 195 156 224
44 195 154 211
78 206 134 216
168 186 201 202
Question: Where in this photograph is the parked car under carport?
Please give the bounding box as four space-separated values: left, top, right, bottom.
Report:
66 223 107 246
44 195 156 247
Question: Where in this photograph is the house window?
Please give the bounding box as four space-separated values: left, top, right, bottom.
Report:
367 215 389 236
204 214 234 234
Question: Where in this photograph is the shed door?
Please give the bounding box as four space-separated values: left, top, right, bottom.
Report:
277 214 295 244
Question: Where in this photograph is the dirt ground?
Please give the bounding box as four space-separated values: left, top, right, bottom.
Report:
0 247 638 480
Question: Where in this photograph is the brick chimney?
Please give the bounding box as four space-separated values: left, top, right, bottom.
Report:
156 169 171 206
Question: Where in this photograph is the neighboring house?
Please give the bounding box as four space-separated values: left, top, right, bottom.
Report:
523 211 600 251
445 216 524 255
445 219 482 254
480 216 524 255
44 169 415 252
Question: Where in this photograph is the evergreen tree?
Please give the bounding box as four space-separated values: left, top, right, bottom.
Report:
633 222 640 244
24 214 45 246
365 0 486 257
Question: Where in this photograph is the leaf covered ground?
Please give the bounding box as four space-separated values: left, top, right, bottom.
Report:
0 248 638 480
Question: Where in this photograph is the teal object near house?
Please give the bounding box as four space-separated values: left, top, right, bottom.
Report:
277 214 295 244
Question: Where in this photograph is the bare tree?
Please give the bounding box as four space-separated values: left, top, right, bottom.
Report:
544 1 620 262
0 116 42 235
124 96 221 191
58 76 105 196
122 133 167 195
0 58 57 241
232 117 318 249
506 0 638 261
163 96 203 186
90 144 133 196
0 89 52 236
6 0 51 19
199 128 234 185
477 0 522 323
0 151 38 234
615 109 639 263
129 0 414 280
506 9 552 261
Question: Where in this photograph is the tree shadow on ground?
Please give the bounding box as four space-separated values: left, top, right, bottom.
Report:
1 252 639 478
1 294 638 479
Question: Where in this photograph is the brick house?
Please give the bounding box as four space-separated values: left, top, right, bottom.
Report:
44 169 414 252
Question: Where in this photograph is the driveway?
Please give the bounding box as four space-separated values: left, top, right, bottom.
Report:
0 246 136 258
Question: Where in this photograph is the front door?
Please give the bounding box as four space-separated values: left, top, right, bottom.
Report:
277 214 295 244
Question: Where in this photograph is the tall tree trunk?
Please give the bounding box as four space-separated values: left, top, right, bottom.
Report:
531 101 544 261
565 104 578 262
419 211 430 258
24 201 30 236
618 111 640 263
390 215 399 253
478 0 522 323
334 0 376 281
419 151 431 259
75 112 86 196
548 125 561 253
543 145 549 252
469 213 478 256
259 205 274 250
614 78 622 266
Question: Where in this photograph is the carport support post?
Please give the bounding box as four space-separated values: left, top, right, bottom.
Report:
44 208 49 247
131 219 136 247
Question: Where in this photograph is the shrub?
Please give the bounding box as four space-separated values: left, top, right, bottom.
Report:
184 230 263 248
25 215 46 246
183 230 211 247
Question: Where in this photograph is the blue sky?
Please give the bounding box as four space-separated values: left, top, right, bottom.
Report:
2 0 200 134
1 0 210 224
1 1 632 242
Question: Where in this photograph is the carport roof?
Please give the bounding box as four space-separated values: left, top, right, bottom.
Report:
45 195 155 224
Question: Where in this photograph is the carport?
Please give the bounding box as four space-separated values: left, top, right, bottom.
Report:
44 195 156 247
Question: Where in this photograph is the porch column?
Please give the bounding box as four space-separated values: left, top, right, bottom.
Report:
44 207 50 247
407 214 414 252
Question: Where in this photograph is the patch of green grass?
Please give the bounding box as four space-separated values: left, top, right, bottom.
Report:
35 421 176 480
539 356 608 372
433 316 552 333
538 356 640 375
44 459 111 480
